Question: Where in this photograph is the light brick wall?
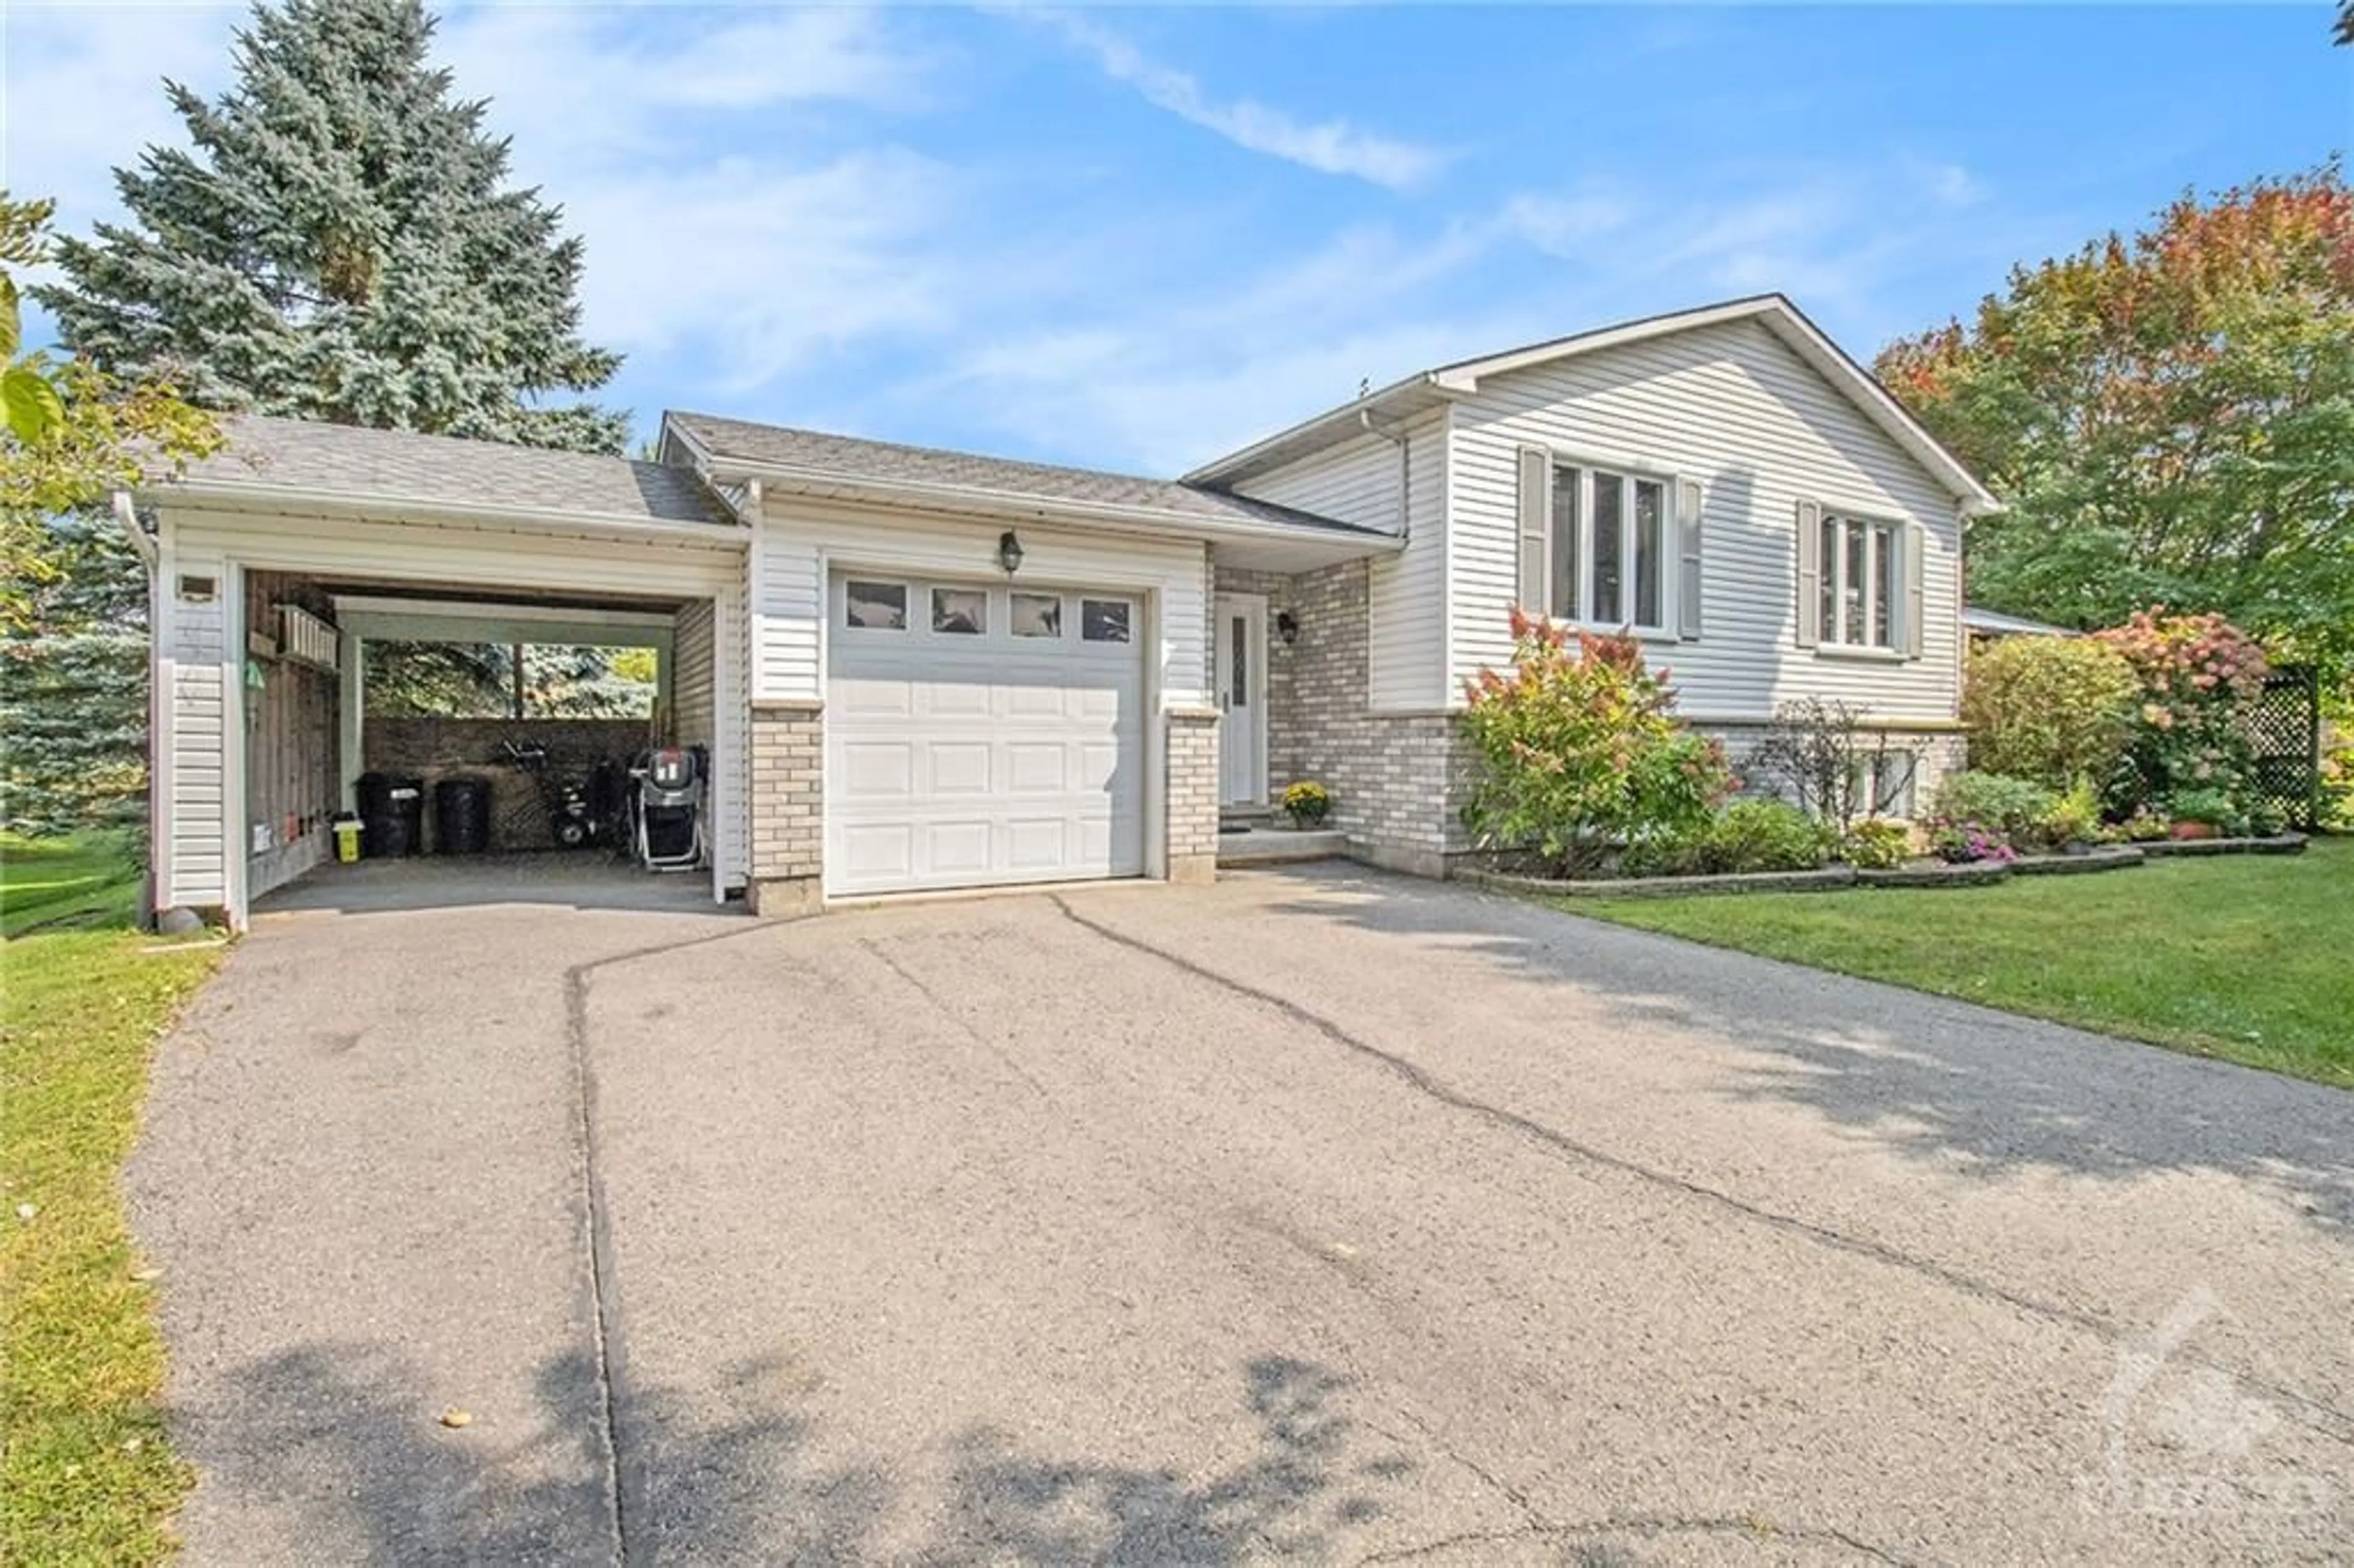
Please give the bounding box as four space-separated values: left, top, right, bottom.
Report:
1167 709 1222 881
748 702 822 913
1214 558 1458 875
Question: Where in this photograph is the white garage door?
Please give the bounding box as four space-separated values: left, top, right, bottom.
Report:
826 574 1146 896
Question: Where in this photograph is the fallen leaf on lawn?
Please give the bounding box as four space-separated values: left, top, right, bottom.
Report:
14 1203 34 1222
130 1267 161 1284
440 1408 473 1429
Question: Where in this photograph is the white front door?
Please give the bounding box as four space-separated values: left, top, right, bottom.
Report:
1214 592 1267 808
826 574 1145 896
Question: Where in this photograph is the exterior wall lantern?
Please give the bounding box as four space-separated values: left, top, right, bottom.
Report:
997 530 1025 574
1275 609 1300 645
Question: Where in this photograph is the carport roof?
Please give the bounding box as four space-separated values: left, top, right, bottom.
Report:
150 414 735 527
662 411 1394 542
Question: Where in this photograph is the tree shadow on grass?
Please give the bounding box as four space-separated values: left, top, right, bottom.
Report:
1243 863 2354 1233
203 1343 1408 1565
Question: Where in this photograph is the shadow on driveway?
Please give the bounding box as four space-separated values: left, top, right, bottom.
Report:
1247 864 2354 1233
216 1343 1407 1564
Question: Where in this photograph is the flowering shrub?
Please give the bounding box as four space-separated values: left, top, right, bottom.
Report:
1838 818 1916 869
1458 611 1732 876
2095 609 2269 813
1960 637 2138 791
1281 780 1332 827
1932 823 2019 865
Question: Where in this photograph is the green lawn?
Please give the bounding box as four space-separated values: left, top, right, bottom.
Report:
1 835 221 1564
1566 837 2353 1089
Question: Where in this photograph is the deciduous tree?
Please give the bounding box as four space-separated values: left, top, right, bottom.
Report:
1876 166 2354 682
0 196 216 627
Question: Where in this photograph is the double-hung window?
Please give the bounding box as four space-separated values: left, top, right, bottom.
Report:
1545 463 1670 634
1818 512 1900 650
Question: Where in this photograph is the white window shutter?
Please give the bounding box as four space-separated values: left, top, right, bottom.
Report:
1677 477 1705 639
1904 520 1927 658
1794 498 1822 647
1515 447 1550 615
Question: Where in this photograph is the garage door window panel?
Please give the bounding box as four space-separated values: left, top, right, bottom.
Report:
845 581 907 630
932 587 988 635
1082 599 1132 644
1011 593 1063 639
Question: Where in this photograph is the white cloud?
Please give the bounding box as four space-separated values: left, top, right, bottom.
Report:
1 4 239 237
889 217 1540 472
1498 192 1635 258
1019 10 1445 191
564 151 961 390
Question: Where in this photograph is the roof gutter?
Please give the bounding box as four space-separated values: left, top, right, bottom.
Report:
1180 372 1446 486
686 453 1406 552
143 477 749 546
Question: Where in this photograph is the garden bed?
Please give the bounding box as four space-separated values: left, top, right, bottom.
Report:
2137 832 2308 858
1457 864 1859 899
1459 839 2184 897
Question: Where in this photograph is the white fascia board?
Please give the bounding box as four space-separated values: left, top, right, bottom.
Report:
1430 294 2002 514
1177 376 1452 486
147 479 752 545
1424 297 1786 390
691 458 1406 554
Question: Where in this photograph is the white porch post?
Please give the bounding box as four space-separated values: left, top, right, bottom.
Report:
338 630 365 812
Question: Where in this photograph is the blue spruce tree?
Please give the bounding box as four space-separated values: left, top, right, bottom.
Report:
36 0 628 454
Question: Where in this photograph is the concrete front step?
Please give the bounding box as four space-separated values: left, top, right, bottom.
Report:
1216 827 1350 866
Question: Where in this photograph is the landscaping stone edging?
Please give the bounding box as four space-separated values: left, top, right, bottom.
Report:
1852 861 2014 888
1454 832 2307 899
2008 845 2147 877
1455 865 1858 899
2138 833 2309 858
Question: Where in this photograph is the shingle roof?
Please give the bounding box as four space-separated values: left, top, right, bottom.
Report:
156 413 733 526
665 411 1388 538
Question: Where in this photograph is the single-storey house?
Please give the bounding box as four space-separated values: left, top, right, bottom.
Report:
130 294 1998 928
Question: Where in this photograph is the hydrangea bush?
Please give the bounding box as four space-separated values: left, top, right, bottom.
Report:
2094 608 2269 817
1458 611 1732 877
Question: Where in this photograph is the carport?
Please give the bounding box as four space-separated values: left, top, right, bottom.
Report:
131 416 751 928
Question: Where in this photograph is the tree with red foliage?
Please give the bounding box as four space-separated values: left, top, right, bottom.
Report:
1876 164 2354 685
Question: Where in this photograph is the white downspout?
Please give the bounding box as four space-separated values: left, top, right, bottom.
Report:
1358 408 1411 544
111 489 159 568
115 491 162 926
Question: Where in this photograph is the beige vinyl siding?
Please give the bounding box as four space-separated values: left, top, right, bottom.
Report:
1446 318 1964 723
754 498 1213 709
1229 411 1449 710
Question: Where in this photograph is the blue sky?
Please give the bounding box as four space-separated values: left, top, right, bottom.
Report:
7 4 2348 474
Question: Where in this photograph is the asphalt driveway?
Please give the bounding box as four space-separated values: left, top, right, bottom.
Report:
132 864 2353 1563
